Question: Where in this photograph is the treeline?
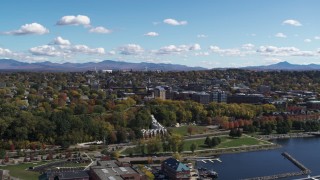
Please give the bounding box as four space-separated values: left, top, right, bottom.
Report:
0 96 277 150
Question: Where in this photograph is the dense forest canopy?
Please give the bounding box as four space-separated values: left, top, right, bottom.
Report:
0 69 320 150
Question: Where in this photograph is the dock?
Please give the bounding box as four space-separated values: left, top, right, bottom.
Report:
243 171 306 180
281 152 311 174
242 152 311 180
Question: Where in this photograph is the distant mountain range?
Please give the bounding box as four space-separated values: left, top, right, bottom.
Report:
0 59 206 72
242 61 320 71
1 59 320 72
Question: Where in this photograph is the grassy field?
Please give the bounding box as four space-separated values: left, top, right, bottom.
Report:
122 135 271 155
184 136 270 150
169 125 208 136
0 161 48 180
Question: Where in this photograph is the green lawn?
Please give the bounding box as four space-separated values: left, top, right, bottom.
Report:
122 135 271 155
184 136 270 150
169 125 208 136
0 161 48 180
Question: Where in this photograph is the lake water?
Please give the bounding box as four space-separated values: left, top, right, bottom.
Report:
196 137 320 179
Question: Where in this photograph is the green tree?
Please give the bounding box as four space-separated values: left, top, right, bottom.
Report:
190 143 197 153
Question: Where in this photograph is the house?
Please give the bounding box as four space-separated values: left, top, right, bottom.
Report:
161 158 190 180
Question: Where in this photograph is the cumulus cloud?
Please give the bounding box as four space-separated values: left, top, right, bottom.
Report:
282 19 302 26
57 15 90 26
242 43 255 50
0 47 13 56
51 36 71 45
30 43 105 57
108 51 116 55
209 46 244 56
304 39 312 43
189 43 201 50
197 34 208 38
275 33 287 38
89 26 112 34
144 32 159 37
29 45 62 57
3 23 49 35
68 45 105 54
163 18 187 26
314 36 320 40
118 44 144 55
0 47 47 62
155 44 200 55
257 46 315 57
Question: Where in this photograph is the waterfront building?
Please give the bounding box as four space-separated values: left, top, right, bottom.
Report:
161 158 190 180
90 160 143 180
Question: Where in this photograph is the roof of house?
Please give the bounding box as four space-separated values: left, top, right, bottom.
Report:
163 158 190 172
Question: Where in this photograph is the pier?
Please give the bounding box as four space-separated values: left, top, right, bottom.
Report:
281 152 311 174
242 152 311 180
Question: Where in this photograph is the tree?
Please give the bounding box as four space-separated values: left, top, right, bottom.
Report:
146 138 161 154
204 136 211 147
168 134 183 152
172 152 182 161
229 128 241 138
187 125 194 136
190 143 197 153
0 149 5 159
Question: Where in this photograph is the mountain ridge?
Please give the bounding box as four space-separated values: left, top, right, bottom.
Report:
0 59 206 72
242 61 320 71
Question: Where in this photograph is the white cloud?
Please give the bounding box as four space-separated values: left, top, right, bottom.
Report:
108 51 116 55
144 32 159 37
197 34 208 38
282 19 302 26
155 44 200 55
30 43 105 57
118 44 144 55
209 46 243 56
304 39 312 43
89 26 112 34
29 45 62 57
0 47 13 56
69 45 105 55
163 18 187 26
275 33 287 38
189 44 201 50
0 47 47 62
195 52 210 56
314 36 320 40
257 46 315 57
3 23 49 35
156 45 188 55
52 36 71 45
242 43 255 50
57 15 90 26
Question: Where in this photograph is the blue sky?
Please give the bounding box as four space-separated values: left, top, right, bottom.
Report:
0 0 320 68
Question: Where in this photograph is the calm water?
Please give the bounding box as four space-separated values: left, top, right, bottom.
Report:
196 137 320 179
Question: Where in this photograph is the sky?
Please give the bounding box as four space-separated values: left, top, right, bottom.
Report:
0 0 320 68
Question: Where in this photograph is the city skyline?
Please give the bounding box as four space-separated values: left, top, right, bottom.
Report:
1 0 320 68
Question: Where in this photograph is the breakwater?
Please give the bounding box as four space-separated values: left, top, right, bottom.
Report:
281 152 311 174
